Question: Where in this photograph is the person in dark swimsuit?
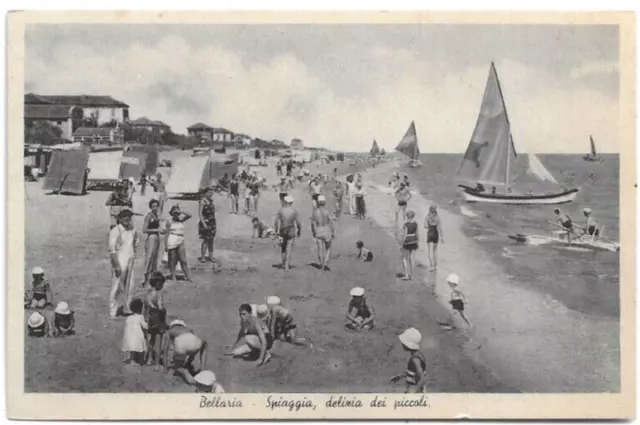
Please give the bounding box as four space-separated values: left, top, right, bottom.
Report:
52 301 75 336
229 174 240 214
198 187 217 262
390 328 427 393
145 271 167 367
424 205 444 271
553 208 574 242
142 199 163 286
395 183 412 225
274 196 301 271
345 287 376 331
400 210 419 280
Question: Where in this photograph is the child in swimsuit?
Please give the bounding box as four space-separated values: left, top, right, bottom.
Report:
27 311 53 338
251 217 275 238
345 287 376 331
424 205 443 271
145 271 167 367
390 328 427 393
355 241 373 262
443 274 472 330
193 370 225 393
401 211 419 280
52 301 75 337
265 296 307 345
25 266 53 309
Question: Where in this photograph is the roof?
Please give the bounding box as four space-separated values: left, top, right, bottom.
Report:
24 104 73 120
187 122 213 130
212 127 234 134
129 117 170 127
25 93 129 107
73 127 114 137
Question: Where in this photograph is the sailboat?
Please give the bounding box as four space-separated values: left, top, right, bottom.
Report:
395 121 422 168
455 63 579 205
583 135 604 162
369 140 380 156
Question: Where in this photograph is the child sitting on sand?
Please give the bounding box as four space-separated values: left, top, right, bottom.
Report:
122 298 148 365
25 266 53 309
52 301 75 336
356 241 374 262
225 303 272 366
265 296 307 346
441 274 472 331
345 287 376 331
27 311 53 338
251 217 275 239
144 271 167 367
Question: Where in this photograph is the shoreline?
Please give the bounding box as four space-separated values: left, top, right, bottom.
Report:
361 161 619 392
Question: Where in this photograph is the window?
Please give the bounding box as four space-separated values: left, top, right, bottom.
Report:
57 121 62 125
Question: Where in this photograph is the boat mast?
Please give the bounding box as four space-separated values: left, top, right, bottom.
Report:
491 62 515 191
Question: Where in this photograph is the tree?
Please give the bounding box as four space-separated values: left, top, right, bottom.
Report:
24 121 64 146
82 112 98 128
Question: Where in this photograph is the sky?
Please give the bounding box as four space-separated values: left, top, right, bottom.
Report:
25 24 620 153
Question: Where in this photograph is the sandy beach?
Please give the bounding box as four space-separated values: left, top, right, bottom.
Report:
24 153 511 393
362 162 620 392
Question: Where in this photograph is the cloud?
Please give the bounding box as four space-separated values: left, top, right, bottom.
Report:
25 33 619 153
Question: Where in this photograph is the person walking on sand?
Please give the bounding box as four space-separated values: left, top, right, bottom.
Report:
108 208 140 319
105 182 131 230
441 274 472 331
424 205 444 271
390 328 427 393
198 187 217 263
311 195 335 271
150 173 167 214
142 199 164 287
309 177 324 209
400 210 419 280
332 181 344 220
353 181 367 220
228 174 240 214
165 205 193 282
274 195 301 271
395 183 412 226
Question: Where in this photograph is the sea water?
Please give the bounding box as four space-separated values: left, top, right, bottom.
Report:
399 154 620 319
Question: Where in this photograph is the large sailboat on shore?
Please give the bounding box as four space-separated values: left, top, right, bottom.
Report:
455 63 579 205
395 121 422 168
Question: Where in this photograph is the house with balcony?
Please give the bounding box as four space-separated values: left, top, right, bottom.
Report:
72 126 124 147
290 138 304 150
187 122 214 140
25 93 130 125
129 117 171 134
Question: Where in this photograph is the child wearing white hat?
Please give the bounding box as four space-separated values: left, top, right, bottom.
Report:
265 296 307 346
390 327 427 393
52 301 75 337
445 273 472 330
25 266 53 309
345 287 376 331
164 319 208 376
27 311 53 338
193 370 225 393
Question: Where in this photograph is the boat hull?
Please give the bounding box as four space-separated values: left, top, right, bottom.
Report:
509 233 619 253
459 185 579 205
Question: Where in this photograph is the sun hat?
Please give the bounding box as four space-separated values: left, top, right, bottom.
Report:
169 319 187 328
194 370 217 386
31 266 44 275
55 302 71 315
118 207 134 218
128 177 135 185
583 208 592 214
28 312 45 328
317 195 326 203
447 273 460 285
398 327 422 350
266 296 281 306
284 195 294 203
350 287 365 297
256 304 269 318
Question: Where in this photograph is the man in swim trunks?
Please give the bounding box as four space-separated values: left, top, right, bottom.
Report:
582 208 600 239
311 195 335 271
553 208 574 242
274 196 301 271
277 177 288 206
162 319 208 380
395 183 412 226
309 177 324 209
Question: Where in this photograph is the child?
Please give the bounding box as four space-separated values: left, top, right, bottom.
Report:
225 304 272 366
332 181 344 220
445 274 472 330
345 287 376 331
354 182 366 219
265 296 307 346
356 241 374 262
400 210 419 281
122 298 148 365
145 271 167 367
390 327 427 393
193 370 225 393
52 301 75 336
27 311 52 338
25 266 53 309
163 319 208 378
251 217 275 239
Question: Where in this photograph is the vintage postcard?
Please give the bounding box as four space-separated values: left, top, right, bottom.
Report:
6 10 636 420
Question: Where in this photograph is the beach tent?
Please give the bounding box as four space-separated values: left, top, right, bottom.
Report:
87 150 123 184
208 152 239 182
127 145 159 175
165 156 210 196
42 148 90 195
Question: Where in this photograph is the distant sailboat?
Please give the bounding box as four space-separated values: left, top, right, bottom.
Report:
395 121 422 168
455 63 579 205
583 135 604 162
369 140 380 156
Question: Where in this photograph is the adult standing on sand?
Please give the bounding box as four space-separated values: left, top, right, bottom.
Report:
165 205 193 282
105 182 131 230
345 174 355 215
309 177 324 209
108 208 140 319
150 173 167 214
198 187 217 263
424 205 444 271
228 174 240 214
395 183 412 226
274 196 301 271
400 210 419 280
142 199 164 287
311 195 335 271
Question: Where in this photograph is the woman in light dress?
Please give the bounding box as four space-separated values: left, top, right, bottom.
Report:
165 205 193 282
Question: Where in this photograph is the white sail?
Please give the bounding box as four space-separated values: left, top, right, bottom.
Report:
527 153 558 184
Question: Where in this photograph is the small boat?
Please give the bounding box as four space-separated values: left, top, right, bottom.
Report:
583 135 604 162
455 63 579 205
508 231 619 253
394 121 422 168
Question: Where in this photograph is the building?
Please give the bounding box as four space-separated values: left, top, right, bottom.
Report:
291 138 304 150
212 127 234 142
233 133 252 146
25 93 130 125
72 127 124 147
24 104 81 140
187 123 214 140
128 117 171 134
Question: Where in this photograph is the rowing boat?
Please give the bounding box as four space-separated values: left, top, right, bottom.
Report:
508 231 620 253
